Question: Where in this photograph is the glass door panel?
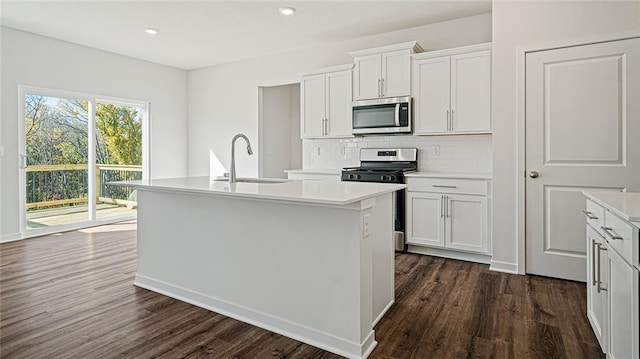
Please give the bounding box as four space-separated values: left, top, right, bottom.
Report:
24 94 89 229
95 102 143 220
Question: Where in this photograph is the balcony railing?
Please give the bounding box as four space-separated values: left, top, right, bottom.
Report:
26 164 142 210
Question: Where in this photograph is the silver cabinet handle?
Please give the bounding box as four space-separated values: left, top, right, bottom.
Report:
583 211 598 220
432 185 457 189
381 78 384 97
440 195 444 218
601 226 623 240
591 239 597 286
377 79 381 98
325 118 329 135
596 243 608 293
446 110 450 131
450 109 454 131
445 195 450 218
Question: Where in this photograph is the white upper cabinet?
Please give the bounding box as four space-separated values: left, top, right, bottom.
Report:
350 42 422 101
412 43 492 135
301 74 325 138
300 64 354 139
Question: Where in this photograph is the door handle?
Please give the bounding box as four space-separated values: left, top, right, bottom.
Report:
20 154 28 169
529 171 539 178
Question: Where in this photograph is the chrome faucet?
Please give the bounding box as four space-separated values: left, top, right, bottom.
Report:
229 134 253 183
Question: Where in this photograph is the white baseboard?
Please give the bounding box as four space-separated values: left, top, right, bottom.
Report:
0 232 22 243
489 260 520 274
134 274 377 359
407 245 491 264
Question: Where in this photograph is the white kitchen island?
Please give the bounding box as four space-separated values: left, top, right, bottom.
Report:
113 176 405 359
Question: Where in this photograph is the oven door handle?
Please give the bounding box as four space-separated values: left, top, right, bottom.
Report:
395 104 400 127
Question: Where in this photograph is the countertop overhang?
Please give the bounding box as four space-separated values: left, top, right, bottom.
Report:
111 176 406 206
583 190 640 227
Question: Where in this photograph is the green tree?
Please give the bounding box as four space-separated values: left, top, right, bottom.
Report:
95 104 142 165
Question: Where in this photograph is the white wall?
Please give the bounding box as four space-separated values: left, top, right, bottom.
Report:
0 27 188 240
491 1 640 272
259 83 301 179
187 13 492 178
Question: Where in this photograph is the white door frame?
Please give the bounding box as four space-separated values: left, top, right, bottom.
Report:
17 85 150 239
515 29 640 275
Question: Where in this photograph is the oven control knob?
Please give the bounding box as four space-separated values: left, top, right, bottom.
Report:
356 174 362 180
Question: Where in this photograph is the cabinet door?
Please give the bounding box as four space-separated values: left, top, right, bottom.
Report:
586 225 608 353
445 194 488 253
406 192 444 247
326 70 353 137
412 57 450 134
381 49 411 98
301 74 326 138
607 247 639 359
353 54 381 100
450 50 491 133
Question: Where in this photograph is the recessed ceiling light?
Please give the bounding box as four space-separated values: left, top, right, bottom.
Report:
145 28 159 35
278 7 296 16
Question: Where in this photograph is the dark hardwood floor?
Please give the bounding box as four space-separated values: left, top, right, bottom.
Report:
0 221 604 358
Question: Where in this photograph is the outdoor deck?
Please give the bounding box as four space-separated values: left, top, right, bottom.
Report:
26 204 136 228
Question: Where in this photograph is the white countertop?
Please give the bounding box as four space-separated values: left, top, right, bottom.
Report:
113 176 405 206
284 168 342 175
584 191 640 227
405 172 493 180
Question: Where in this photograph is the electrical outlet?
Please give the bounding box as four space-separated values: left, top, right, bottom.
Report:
363 214 370 238
340 147 346 157
0 146 4 156
432 145 440 156
314 147 321 156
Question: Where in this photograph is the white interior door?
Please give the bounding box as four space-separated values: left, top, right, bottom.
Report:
525 37 640 281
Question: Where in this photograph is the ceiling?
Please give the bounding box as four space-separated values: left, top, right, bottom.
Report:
0 1 492 70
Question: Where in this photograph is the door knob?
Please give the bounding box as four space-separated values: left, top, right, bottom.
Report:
529 171 539 178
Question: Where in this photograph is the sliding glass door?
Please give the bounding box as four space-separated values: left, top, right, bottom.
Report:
19 87 148 236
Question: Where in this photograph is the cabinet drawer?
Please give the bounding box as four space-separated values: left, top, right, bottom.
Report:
406 177 489 196
603 211 635 266
585 199 605 236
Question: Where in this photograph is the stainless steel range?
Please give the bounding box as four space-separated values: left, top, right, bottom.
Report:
341 148 417 252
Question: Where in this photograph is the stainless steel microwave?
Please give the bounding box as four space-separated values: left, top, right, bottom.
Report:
352 96 412 135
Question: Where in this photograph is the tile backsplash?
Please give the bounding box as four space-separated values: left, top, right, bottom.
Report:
302 134 492 173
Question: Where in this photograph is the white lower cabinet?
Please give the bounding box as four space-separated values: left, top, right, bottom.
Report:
406 176 491 262
585 197 639 359
586 225 608 352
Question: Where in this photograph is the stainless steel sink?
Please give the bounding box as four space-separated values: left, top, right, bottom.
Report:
212 177 290 184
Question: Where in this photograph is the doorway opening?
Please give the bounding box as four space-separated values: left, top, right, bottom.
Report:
258 83 302 179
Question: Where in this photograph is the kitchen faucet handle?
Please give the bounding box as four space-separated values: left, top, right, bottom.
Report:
223 172 229 177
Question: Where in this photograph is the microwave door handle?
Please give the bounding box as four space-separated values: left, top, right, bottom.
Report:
395 104 400 127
